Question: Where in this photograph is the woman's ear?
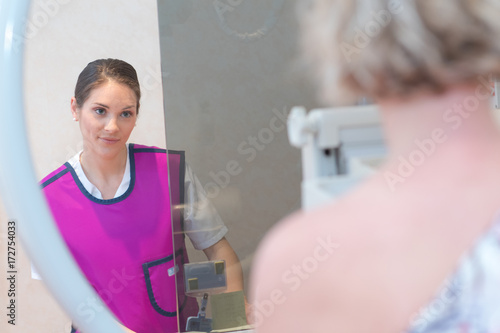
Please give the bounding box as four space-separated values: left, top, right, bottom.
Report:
70 97 79 121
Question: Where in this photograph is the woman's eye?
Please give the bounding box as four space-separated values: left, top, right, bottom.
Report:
95 108 105 115
122 111 133 118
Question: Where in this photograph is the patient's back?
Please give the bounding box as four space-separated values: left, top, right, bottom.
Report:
251 156 500 332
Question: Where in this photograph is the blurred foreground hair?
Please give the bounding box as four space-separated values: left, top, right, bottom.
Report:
299 0 500 104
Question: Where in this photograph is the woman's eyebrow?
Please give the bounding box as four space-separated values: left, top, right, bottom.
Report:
93 103 135 110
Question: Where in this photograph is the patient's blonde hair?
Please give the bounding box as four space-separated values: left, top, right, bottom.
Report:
299 0 500 104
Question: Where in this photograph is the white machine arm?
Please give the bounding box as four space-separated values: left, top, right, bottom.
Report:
288 105 385 210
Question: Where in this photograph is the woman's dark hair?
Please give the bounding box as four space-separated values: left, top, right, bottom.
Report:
74 58 141 114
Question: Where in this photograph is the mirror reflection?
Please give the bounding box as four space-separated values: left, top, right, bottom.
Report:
24 2 183 332
20 0 318 332
39 59 197 333
36 56 247 332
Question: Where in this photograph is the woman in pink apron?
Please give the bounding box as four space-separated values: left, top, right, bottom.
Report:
41 59 244 333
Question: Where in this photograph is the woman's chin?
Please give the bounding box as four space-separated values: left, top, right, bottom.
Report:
93 144 126 160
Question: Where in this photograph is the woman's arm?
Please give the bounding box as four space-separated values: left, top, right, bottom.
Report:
202 237 244 292
203 237 251 321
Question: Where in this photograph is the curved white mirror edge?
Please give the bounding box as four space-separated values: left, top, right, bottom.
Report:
0 1 127 332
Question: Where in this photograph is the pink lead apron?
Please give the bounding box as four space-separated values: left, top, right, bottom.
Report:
41 144 198 333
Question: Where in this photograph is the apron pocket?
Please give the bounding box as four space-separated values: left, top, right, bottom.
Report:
142 254 178 317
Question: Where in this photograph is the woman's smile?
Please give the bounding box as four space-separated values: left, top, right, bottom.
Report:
99 137 120 144
71 80 137 160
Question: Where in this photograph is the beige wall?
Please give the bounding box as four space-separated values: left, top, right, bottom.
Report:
0 1 165 332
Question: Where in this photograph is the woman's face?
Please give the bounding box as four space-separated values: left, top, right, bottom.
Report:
71 80 138 160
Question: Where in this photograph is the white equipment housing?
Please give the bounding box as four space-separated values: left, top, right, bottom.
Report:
287 105 386 210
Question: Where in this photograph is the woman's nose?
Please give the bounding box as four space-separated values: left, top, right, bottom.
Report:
104 117 119 132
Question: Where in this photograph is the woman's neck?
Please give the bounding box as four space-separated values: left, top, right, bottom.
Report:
374 85 500 192
79 144 128 198
378 85 500 163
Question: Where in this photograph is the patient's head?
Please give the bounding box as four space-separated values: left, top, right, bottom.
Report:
299 0 500 104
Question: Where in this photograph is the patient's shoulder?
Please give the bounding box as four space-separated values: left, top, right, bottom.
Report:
249 182 442 332
251 197 386 327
